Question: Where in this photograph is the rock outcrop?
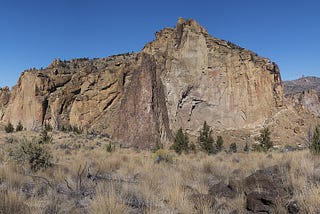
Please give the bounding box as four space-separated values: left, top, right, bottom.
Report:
0 18 285 148
284 77 320 117
142 18 283 135
187 165 295 213
244 165 292 213
286 89 320 117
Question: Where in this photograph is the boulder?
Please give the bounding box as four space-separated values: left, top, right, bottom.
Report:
208 179 242 199
244 165 292 213
287 201 300 214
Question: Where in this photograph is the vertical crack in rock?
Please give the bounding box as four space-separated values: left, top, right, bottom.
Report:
41 98 49 125
102 92 119 111
240 110 247 121
177 86 193 109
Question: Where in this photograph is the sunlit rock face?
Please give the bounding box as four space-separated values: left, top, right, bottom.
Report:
0 18 284 148
143 18 283 135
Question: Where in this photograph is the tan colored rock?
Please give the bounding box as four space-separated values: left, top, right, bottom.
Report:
0 18 288 148
3 72 46 129
142 18 283 135
0 86 10 122
286 89 320 117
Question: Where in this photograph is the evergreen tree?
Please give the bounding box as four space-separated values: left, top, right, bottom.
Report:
189 142 196 153
244 142 250 153
310 125 320 155
44 122 53 132
216 136 224 152
5 122 14 133
257 127 273 152
171 128 189 154
198 121 216 154
229 142 237 153
16 121 23 132
39 129 52 144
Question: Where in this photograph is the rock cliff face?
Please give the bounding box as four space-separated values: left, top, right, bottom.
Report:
0 18 285 148
284 77 320 117
142 18 283 135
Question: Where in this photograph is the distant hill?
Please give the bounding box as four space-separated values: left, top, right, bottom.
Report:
283 76 320 96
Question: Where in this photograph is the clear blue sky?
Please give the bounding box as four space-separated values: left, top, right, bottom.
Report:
1 0 319 87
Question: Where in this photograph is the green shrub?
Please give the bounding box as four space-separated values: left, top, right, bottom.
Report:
15 121 23 132
5 122 14 133
39 130 52 144
44 122 53 132
310 125 320 155
59 125 66 132
229 142 237 153
255 127 273 152
153 142 164 152
152 149 174 164
244 142 249 152
171 128 189 154
106 142 115 153
216 136 224 152
59 124 83 134
8 139 52 172
189 142 196 153
71 125 83 134
198 121 216 154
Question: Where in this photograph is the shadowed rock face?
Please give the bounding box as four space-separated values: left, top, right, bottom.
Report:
0 18 284 148
114 54 171 148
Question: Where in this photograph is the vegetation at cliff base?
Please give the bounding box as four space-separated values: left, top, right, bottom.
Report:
171 128 189 154
310 125 320 155
5 122 14 133
254 127 273 152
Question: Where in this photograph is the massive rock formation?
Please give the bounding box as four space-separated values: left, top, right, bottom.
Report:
0 18 285 148
142 18 283 135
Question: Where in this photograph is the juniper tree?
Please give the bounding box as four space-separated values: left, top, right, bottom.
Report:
216 136 224 152
310 125 320 155
198 121 216 154
16 121 23 132
5 122 14 133
171 128 189 154
257 127 273 152
229 142 237 153
244 142 250 153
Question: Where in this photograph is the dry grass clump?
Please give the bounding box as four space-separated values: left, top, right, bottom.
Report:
0 190 30 214
0 130 320 213
91 183 131 214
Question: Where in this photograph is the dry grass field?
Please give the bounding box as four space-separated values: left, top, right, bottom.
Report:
0 130 319 213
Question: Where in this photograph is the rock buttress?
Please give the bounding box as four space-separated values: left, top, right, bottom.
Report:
114 54 171 149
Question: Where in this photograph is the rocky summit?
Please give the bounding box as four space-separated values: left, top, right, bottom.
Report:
0 18 307 149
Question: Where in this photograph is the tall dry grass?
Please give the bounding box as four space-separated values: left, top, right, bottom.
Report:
0 131 320 213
